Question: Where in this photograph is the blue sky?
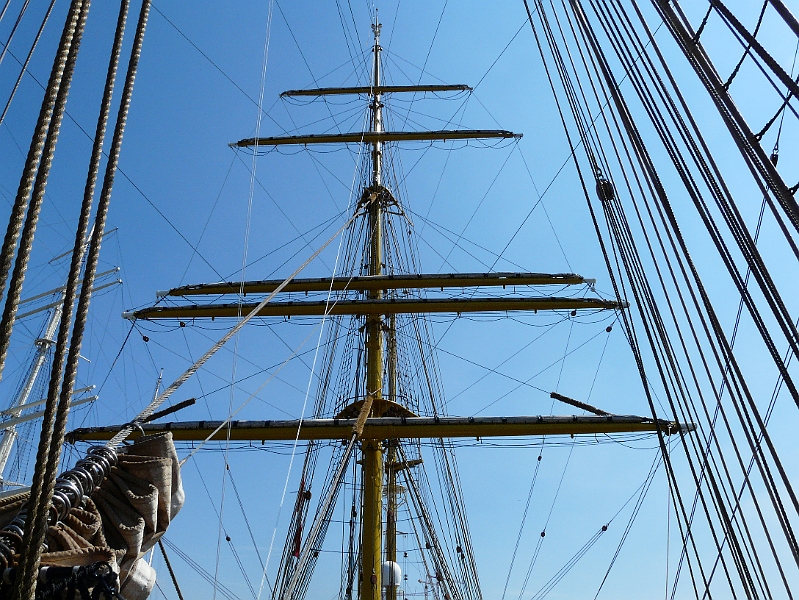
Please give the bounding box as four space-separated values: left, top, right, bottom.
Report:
1 1 799 598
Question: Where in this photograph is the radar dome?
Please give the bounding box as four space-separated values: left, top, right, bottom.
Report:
381 561 401 587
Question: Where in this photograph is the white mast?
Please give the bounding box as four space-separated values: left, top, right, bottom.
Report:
0 231 98 483
0 299 64 481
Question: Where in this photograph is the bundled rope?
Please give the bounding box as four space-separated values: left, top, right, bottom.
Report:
0 445 118 565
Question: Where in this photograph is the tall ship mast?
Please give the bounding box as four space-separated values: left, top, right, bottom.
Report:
0 2 797 600
72 16 687 600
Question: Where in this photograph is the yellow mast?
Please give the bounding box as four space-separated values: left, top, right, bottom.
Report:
71 18 700 600
361 19 385 600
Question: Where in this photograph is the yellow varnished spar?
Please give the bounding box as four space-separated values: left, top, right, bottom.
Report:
162 271 591 297
67 415 693 443
126 296 624 320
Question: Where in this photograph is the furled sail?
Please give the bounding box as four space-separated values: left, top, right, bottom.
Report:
0 433 183 600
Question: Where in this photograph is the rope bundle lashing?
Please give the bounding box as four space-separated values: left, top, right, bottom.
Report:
0 446 117 564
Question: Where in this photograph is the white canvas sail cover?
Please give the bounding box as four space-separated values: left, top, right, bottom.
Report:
0 432 184 599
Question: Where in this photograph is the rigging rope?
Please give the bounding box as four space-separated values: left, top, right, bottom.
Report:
711 0 799 101
213 0 276 581
604 4 796 592
593 452 662 598
161 537 243 600
522 1 709 595
525 0 799 596
612 2 790 580
261 66 370 600
13 2 146 599
397 443 461 600
722 0 768 90
500 452 542 600
654 0 799 242
398 0 448 131
107 210 362 450
158 540 186 600
0 0 57 128
191 458 263 597
279 435 357 600
0 0 31 69
7 2 94 598
0 0 85 382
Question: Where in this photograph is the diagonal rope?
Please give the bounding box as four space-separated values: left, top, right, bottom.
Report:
107 209 362 449
214 0 276 590
0 0 57 128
